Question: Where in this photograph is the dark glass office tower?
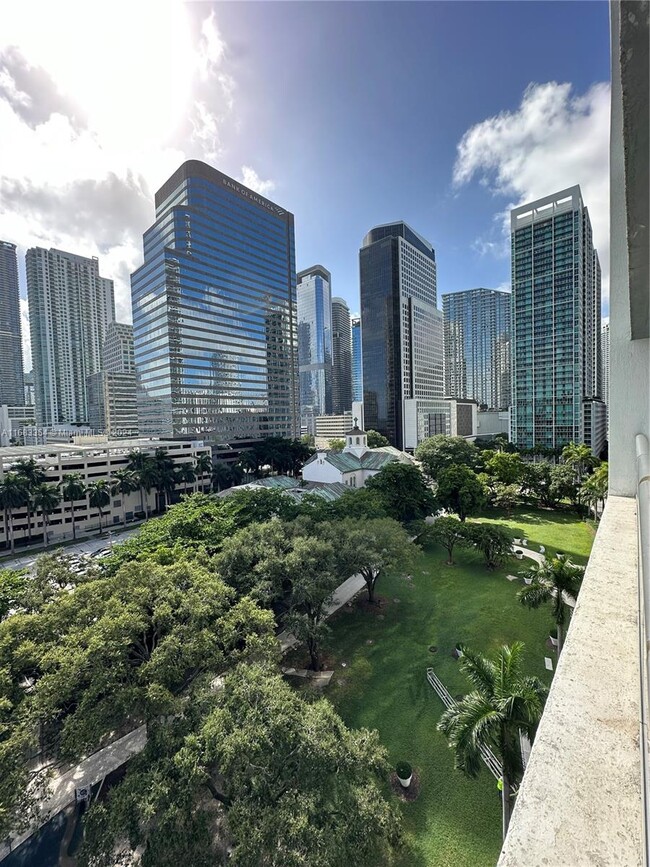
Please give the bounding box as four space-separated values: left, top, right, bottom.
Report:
442 288 511 410
331 296 352 414
359 221 442 449
511 186 605 454
0 241 25 407
131 161 299 440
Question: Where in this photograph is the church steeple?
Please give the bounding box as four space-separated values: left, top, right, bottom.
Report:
343 417 368 456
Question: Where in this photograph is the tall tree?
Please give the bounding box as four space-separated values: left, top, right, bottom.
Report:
438 643 546 838
415 435 480 479
435 465 486 522
561 442 597 486
81 664 401 867
153 447 177 511
518 556 584 653
127 450 158 518
465 523 513 569
211 460 233 492
365 462 436 524
110 469 138 527
339 518 415 604
194 453 213 493
60 473 86 541
0 473 29 554
32 483 61 548
486 452 525 485
175 462 196 496
12 459 47 543
87 479 111 535
366 429 390 448
579 461 608 521
424 516 470 565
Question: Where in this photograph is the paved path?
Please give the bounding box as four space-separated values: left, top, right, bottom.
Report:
0 572 365 860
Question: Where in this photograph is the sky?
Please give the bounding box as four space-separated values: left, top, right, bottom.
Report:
0 0 611 370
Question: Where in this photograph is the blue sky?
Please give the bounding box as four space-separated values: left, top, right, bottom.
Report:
1 1 611 366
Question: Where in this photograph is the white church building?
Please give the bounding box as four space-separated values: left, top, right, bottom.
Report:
301 422 415 488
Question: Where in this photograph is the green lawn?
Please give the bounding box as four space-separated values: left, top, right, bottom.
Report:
313 508 595 867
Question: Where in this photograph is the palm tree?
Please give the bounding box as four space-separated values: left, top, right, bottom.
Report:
211 460 233 492
561 442 596 486
60 473 86 541
194 453 212 493
0 473 29 554
87 479 111 535
580 461 608 521
32 483 62 548
12 458 47 543
175 462 196 496
152 447 176 511
438 642 546 839
127 450 157 518
239 450 259 479
110 469 138 526
518 556 585 654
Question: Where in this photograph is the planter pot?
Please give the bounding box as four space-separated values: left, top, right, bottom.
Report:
549 634 559 647
556 552 566 560
521 538 528 546
516 552 524 560
398 773 413 788
523 576 533 585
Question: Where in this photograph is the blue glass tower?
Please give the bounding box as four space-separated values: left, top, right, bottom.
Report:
131 161 299 440
351 316 362 403
297 265 332 430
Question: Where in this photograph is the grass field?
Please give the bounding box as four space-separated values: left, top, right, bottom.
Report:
300 508 596 867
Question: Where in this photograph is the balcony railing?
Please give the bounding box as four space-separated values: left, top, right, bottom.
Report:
637 433 650 865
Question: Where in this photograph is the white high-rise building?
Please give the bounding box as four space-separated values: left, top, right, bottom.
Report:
27 248 115 428
601 322 610 436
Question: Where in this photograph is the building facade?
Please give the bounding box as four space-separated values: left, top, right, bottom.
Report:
0 241 25 407
442 287 511 410
510 187 604 455
351 316 362 403
0 438 211 549
26 248 115 428
331 296 352 414
297 265 332 432
87 323 139 439
359 221 444 450
601 322 610 436
131 160 299 441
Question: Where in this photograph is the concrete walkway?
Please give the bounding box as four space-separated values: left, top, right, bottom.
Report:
0 572 366 860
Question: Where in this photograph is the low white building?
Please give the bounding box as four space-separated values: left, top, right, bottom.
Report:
302 423 415 488
0 437 212 551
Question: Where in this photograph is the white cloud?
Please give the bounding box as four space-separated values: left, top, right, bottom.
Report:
0 3 238 369
454 81 610 302
239 166 276 197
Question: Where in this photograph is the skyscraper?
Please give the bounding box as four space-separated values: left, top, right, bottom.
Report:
351 316 362 403
359 221 444 449
87 322 138 438
331 296 352 414
297 265 332 431
0 241 25 407
131 160 299 440
601 322 610 436
510 187 605 454
26 248 115 427
442 287 511 410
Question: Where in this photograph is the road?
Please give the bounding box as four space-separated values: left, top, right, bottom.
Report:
1 525 142 574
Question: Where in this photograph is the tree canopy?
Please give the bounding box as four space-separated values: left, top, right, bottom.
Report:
435 465 486 522
414 435 480 479
365 461 435 524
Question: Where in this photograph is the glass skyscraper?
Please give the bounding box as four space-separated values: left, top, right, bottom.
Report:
297 265 332 431
442 288 511 410
511 186 605 454
351 316 362 403
131 160 299 440
331 296 352 414
0 241 24 407
359 221 444 449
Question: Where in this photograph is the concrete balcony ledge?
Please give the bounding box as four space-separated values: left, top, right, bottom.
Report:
498 496 643 867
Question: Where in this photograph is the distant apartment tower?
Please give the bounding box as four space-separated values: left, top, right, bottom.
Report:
331 296 352 414
601 322 610 436
26 248 115 427
442 288 511 410
0 241 25 407
360 221 444 450
351 316 362 402
510 187 605 455
131 161 298 440
87 322 138 438
297 265 332 432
